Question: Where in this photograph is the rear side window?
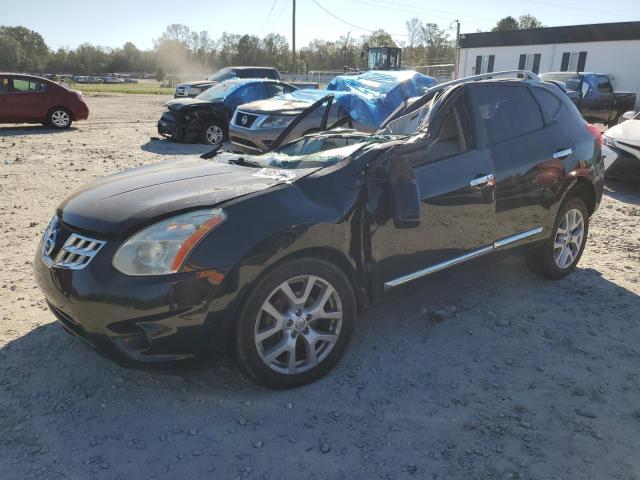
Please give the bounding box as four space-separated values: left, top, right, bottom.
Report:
266 83 296 97
530 86 562 124
256 69 278 79
11 78 46 92
474 85 544 144
597 76 612 94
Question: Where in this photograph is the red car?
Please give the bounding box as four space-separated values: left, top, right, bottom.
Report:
0 73 89 129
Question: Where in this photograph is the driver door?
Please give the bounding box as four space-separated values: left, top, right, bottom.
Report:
368 88 498 289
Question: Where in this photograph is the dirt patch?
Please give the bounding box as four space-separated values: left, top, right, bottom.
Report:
1 93 639 479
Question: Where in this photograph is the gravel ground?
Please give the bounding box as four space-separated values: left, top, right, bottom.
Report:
1 93 639 480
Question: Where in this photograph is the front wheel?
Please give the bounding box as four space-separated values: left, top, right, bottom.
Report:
526 197 589 279
201 122 225 145
47 108 72 129
235 258 355 388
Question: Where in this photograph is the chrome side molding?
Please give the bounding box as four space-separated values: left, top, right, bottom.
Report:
469 173 494 187
552 149 573 159
384 227 543 289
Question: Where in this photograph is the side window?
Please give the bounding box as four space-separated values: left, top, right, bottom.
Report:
230 84 266 104
266 83 295 97
424 101 471 163
597 76 612 94
266 83 285 97
0 77 8 93
530 86 562 124
474 85 544 144
11 78 46 92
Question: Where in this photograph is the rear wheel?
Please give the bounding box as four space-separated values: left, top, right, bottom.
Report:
526 197 589 279
201 122 225 145
47 108 72 129
235 258 355 388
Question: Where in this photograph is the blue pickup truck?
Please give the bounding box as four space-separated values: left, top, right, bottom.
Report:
540 72 636 127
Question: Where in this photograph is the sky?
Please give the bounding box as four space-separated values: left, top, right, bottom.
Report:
2 0 640 51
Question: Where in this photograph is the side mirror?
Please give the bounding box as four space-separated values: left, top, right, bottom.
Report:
388 157 421 229
622 110 636 121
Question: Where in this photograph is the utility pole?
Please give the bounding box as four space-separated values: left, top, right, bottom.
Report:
292 0 297 74
454 19 461 79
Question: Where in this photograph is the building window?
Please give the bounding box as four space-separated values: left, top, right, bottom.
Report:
561 51 587 72
518 53 541 74
474 55 495 74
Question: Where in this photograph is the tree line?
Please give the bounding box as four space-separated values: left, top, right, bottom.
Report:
0 15 541 76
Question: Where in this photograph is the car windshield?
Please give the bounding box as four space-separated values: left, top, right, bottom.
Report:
540 73 582 91
207 69 238 82
216 136 369 170
196 82 239 101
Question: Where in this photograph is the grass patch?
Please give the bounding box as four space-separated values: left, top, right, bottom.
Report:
69 82 174 95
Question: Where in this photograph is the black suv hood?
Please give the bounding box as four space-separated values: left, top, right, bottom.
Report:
58 157 297 236
166 98 223 111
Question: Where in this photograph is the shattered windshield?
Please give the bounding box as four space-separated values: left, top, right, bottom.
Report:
216 136 369 170
196 82 239 101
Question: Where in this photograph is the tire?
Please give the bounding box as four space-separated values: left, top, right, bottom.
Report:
201 121 225 145
235 257 356 388
47 108 72 129
526 196 590 279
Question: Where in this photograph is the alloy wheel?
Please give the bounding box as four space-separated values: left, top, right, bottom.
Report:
51 110 70 128
553 208 585 269
205 125 223 144
254 275 343 375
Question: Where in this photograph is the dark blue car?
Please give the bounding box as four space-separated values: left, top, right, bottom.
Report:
158 78 298 145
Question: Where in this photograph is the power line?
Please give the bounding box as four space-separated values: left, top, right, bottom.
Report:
312 0 410 36
517 0 630 19
273 0 291 26
265 0 279 24
346 0 496 24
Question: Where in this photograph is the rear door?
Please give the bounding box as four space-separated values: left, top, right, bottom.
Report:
8 77 50 122
472 83 570 243
369 88 498 287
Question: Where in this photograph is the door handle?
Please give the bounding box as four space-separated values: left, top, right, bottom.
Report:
553 148 573 159
469 173 495 188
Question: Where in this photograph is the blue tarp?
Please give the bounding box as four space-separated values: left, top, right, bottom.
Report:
277 70 437 131
325 70 437 129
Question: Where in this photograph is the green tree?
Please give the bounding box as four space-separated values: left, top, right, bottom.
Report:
492 16 520 32
518 14 543 29
0 26 49 71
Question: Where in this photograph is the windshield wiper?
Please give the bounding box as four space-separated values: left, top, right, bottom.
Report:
227 157 262 168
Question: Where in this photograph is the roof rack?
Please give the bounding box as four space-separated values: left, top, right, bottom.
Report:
427 70 540 94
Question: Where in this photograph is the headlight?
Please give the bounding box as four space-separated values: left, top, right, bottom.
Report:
602 135 615 148
258 115 294 128
112 209 226 276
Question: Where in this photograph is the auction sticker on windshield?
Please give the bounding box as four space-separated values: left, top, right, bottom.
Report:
253 168 297 182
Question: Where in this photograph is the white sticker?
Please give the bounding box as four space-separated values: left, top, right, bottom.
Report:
253 168 296 182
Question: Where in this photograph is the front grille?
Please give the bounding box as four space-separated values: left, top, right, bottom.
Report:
175 86 189 96
230 136 260 150
160 112 176 126
235 111 258 128
41 216 106 270
54 234 105 270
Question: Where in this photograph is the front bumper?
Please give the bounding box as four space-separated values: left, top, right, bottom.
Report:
604 143 640 180
73 102 90 121
34 223 235 366
157 113 199 143
229 123 283 153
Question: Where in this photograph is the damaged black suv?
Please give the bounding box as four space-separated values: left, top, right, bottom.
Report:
35 72 603 388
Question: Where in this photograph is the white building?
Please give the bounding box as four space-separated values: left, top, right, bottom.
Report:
458 21 640 100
